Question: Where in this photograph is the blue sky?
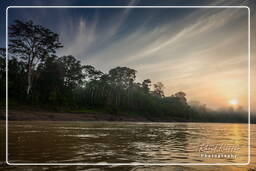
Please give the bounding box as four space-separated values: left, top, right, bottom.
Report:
1 0 255 109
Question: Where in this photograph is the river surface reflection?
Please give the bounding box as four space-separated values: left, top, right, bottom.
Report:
1 121 255 170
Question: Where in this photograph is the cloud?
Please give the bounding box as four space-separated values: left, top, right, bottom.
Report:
55 7 248 109
57 0 140 58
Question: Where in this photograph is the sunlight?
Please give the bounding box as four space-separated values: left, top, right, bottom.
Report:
229 99 238 106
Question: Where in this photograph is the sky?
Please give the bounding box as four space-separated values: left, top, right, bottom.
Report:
1 0 255 110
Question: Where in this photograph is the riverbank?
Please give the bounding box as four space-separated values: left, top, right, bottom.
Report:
0 109 188 122
0 108 254 123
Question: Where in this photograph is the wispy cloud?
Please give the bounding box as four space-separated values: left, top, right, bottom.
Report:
64 8 247 109
58 0 140 58
8 5 249 109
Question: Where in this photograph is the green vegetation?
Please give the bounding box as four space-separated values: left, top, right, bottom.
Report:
0 20 249 123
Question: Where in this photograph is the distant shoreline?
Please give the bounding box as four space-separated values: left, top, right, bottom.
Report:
0 109 188 122
0 109 253 124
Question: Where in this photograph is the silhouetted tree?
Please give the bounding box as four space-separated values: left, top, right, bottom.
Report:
0 48 5 104
8 58 27 101
57 55 84 89
173 91 187 104
0 48 5 80
153 82 164 97
142 79 151 94
8 20 62 95
83 65 103 81
35 56 65 104
109 67 137 88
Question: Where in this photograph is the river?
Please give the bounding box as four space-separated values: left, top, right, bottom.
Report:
1 121 255 170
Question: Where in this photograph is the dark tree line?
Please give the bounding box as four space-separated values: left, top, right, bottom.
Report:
0 48 5 103
0 20 249 122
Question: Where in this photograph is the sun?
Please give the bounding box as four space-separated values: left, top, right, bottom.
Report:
229 99 238 106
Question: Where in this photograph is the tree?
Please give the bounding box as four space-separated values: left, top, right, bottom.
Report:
108 67 137 88
8 20 62 95
0 48 5 80
0 48 6 104
153 82 164 97
35 56 64 104
8 58 27 101
107 67 137 107
57 55 84 89
173 91 187 104
142 79 151 94
83 65 103 81
0 48 5 57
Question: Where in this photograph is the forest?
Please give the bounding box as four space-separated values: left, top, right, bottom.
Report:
0 20 249 123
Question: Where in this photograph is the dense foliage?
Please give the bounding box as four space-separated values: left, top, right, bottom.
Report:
0 20 249 123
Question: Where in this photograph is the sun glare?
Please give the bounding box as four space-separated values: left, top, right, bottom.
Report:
229 99 238 106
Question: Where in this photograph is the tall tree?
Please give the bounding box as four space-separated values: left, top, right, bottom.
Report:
153 82 165 97
57 55 84 89
35 56 64 103
108 67 137 88
142 79 151 94
8 20 62 95
173 91 187 104
0 48 5 79
83 65 103 81
108 67 137 106
0 48 6 103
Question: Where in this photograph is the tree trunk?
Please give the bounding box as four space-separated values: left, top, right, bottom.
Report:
26 63 32 95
